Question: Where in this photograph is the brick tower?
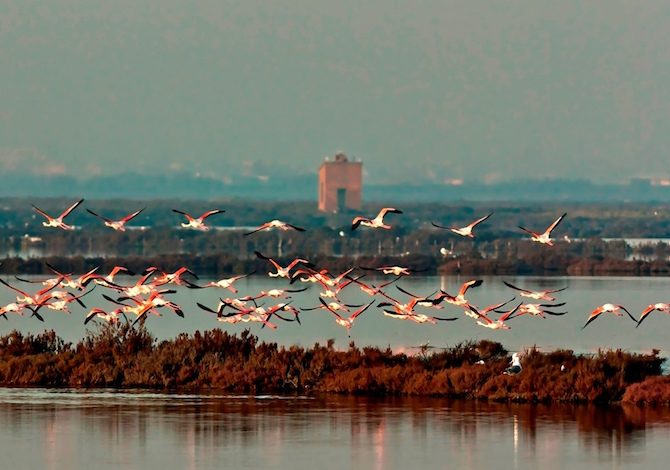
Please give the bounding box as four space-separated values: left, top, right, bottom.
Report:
318 152 362 212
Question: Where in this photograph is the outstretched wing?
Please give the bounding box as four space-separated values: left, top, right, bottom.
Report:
544 213 567 236
59 199 84 219
86 209 112 223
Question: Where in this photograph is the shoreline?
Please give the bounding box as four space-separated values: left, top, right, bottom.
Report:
1 326 668 406
1 254 670 277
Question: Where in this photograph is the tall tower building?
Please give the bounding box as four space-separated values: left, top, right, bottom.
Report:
318 152 362 212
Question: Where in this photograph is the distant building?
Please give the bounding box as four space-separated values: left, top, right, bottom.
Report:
318 152 362 212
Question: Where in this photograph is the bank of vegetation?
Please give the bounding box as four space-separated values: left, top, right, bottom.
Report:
0 326 668 405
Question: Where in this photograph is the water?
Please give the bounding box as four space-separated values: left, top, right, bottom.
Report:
1 275 669 355
0 388 669 469
2 276 670 468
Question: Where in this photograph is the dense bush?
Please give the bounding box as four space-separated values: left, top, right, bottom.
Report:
0 326 666 404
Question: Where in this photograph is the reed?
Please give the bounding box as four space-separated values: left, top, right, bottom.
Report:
0 325 665 404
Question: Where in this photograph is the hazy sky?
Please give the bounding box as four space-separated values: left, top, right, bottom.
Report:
1 0 669 183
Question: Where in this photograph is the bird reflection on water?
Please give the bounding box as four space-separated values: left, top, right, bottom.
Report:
0 390 669 469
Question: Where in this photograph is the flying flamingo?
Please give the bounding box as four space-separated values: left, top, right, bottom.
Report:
582 303 636 329
503 281 568 301
475 303 522 330
350 276 401 297
86 208 144 231
359 265 426 276
434 279 484 308
518 213 567 246
463 297 516 319
516 303 568 318
244 220 306 236
255 251 310 278
351 208 402 230
203 272 255 293
252 287 309 299
318 298 375 336
84 307 126 325
172 209 225 231
431 213 493 238
636 303 670 328
32 199 84 230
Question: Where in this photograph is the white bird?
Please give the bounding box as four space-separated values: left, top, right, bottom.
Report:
503 281 568 301
636 303 670 328
504 353 522 374
87 208 144 231
351 208 402 230
244 220 306 236
255 251 310 278
431 213 493 238
518 213 567 246
172 209 225 231
582 303 636 329
32 199 84 230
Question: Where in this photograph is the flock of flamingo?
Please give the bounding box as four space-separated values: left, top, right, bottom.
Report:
0 200 666 333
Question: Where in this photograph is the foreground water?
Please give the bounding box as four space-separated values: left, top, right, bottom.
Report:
0 388 669 469
1 275 669 354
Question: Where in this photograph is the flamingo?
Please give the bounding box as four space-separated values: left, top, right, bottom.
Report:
475 303 522 330
86 208 144 231
32 199 84 230
431 213 493 238
253 287 309 299
434 279 484 308
172 209 225 231
151 267 199 287
516 303 568 318
0 278 62 307
463 297 516 319
244 220 306 236
351 208 402 230
255 251 310 278
503 281 568 301
32 288 94 315
518 213 567 246
350 276 401 297
94 266 135 288
303 300 363 313
636 303 670 328
582 303 636 329
44 264 104 290
318 298 374 336
84 307 126 325
203 272 255 293
359 265 426 276
0 302 36 320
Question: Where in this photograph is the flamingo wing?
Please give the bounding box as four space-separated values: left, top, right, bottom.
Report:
636 305 657 328
86 209 112 223
469 212 493 228
31 205 53 221
199 209 225 221
545 213 567 236
121 208 144 222
59 199 84 219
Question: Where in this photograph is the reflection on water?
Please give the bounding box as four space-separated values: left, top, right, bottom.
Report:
1 389 670 469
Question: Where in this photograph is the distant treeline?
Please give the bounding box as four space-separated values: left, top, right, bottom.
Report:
0 326 667 405
1 172 670 202
1 198 669 275
1 249 670 277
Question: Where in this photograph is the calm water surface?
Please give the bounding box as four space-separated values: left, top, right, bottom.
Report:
0 389 669 469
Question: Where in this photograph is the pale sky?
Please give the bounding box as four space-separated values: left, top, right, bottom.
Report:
1 0 669 183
